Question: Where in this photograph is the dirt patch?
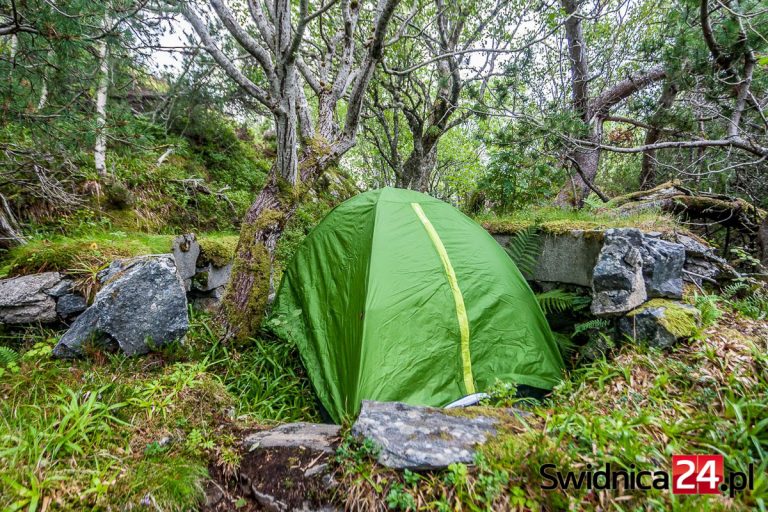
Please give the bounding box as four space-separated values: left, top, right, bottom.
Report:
202 437 338 511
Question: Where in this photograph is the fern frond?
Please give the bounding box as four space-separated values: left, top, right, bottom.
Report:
573 318 610 336
552 331 576 356
0 346 20 367
722 282 749 299
504 227 540 276
535 289 581 315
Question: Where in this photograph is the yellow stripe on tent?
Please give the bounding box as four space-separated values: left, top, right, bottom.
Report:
410 202 475 395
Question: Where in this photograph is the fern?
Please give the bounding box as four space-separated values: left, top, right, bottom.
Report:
534 289 591 315
573 318 610 336
694 293 723 327
536 289 579 314
582 194 605 210
553 331 576 356
504 227 540 276
0 346 20 367
722 282 749 299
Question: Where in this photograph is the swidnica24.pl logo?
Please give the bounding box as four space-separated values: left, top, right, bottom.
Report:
540 455 755 497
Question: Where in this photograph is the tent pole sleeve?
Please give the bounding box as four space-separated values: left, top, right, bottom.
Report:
410 202 475 395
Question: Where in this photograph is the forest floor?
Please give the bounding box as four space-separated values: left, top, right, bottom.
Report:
0 222 767 511
1 284 766 511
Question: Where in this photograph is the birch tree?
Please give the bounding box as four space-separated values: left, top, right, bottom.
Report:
94 24 111 178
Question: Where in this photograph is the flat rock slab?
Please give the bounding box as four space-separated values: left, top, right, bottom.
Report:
0 272 63 324
493 230 602 287
172 233 200 291
244 423 341 453
352 400 499 470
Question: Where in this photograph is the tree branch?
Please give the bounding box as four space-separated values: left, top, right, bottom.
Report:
180 2 277 112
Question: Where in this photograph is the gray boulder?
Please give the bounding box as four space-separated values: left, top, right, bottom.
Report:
351 400 500 470
639 236 685 298
191 287 225 314
0 272 63 324
172 233 200 291
46 278 74 297
619 299 701 348
591 229 648 316
56 293 88 319
674 233 736 286
591 229 688 316
53 255 188 357
192 262 232 292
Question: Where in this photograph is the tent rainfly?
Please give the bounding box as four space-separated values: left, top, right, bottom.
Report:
272 187 563 422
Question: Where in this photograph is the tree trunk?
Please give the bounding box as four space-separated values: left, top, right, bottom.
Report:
640 82 678 189
94 37 110 178
554 0 593 207
219 146 345 340
555 122 603 207
760 214 768 268
219 178 291 340
401 144 438 191
274 109 299 184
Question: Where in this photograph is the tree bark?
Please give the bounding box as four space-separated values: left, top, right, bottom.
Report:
400 143 438 191
554 0 593 207
220 178 292 340
760 214 768 268
94 35 110 178
555 123 603 206
274 107 299 184
640 82 678 189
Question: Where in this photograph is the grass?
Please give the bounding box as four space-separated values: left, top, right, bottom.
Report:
477 207 679 235
0 310 318 511
335 305 768 511
0 231 239 278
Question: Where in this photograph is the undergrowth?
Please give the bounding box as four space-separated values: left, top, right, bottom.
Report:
336 305 768 511
0 310 317 511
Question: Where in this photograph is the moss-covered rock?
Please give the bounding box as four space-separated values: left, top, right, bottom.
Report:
619 299 701 348
478 208 679 236
197 236 238 268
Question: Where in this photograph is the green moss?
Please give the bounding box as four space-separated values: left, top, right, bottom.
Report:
254 208 285 231
197 235 239 267
628 298 701 338
220 222 273 341
477 207 679 236
3 232 174 276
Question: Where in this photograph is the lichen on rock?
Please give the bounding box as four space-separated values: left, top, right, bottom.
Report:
620 299 701 348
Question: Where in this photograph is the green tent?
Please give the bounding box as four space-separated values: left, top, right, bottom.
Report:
272 187 563 422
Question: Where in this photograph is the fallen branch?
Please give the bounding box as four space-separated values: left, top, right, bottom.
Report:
171 178 238 215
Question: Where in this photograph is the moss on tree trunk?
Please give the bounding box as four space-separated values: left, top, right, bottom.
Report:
218 179 296 341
